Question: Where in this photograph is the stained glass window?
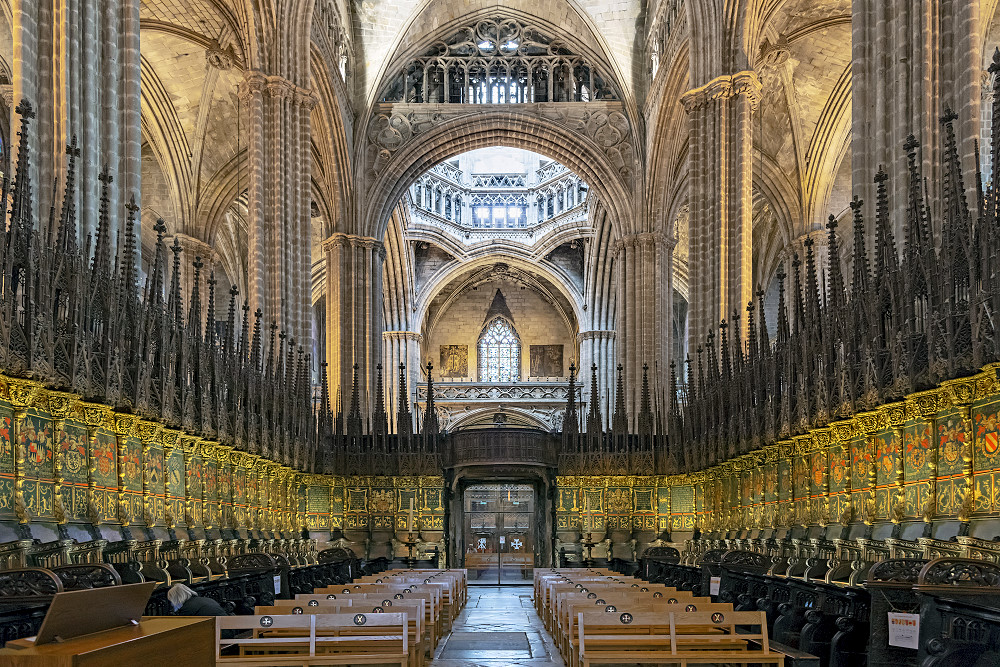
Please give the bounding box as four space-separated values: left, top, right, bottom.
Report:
478 318 520 382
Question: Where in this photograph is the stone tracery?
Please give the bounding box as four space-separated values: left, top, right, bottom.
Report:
380 17 620 104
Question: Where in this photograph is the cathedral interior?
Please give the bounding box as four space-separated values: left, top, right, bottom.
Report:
0 0 1000 663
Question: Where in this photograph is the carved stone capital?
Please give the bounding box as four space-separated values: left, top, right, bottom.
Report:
681 71 762 113
578 330 616 342
383 331 423 343
238 71 269 103
322 233 385 257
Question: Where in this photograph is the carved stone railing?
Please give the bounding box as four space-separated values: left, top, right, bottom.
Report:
408 204 588 246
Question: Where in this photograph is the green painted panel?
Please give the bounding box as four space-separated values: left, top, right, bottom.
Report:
58 422 89 484
21 410 54 479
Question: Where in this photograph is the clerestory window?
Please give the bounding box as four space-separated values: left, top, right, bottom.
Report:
478 317 521 382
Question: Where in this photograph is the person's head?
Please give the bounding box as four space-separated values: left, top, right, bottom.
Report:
167 583 196 611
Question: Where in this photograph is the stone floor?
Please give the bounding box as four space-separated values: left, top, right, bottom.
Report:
430 586 565 667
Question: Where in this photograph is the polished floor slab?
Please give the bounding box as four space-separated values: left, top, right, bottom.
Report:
430 586 565 666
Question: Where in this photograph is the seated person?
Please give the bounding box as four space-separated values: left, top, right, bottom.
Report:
167 583 231 617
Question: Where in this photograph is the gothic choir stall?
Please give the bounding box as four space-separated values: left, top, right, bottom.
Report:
0 0 998 664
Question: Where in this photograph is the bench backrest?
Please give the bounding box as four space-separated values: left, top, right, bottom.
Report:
216 612 409 659
577 609 770 656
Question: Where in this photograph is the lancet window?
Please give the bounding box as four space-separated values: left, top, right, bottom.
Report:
478 317 521 382
380 17 620 104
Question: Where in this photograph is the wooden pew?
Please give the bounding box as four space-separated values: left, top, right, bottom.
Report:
577 609 784 667
259 604 425 667
309 590 439 649
368 569 467 608
358 573 463 626
557 594 713 660
561 600 728 667
215 612 408 666
299 595 431 654
312 584 443 645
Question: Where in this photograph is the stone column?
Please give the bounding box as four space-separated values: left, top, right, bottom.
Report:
12 0 141 243
578 330 616 427
681 72 760 356
382 331 422 431
852 0 981 233
324 234 385 422
239 72 317 347
614 232 673 419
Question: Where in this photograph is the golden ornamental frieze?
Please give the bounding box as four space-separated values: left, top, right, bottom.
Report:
109 412 138 437
778 440 795 458
943 377 978 413
420 475 444 487
907 388 946 419
829 419 854 444
178 434 201 454
5 377 44 410
977 364 1000 397
135 420 164 444
812 428 832 450
44 390 80 419
763 444 780 462
855 410 884 434
880 401 909 429
393 476 418 487
792 435 813 455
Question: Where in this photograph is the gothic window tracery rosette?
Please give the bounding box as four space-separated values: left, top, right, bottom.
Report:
380 17 621 105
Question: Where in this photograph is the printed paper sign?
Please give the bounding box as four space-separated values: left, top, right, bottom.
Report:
500 536 505 544
709 576 721 595
273 575 282 595
887 612 919 649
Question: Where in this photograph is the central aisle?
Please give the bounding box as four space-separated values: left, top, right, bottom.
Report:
430 586 565 666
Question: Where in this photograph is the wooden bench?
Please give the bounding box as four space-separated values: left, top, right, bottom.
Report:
259 604 425 667
360 575 460 628
215 612 408 666
309 591 438 649
557 595 717 662
577 610 784 667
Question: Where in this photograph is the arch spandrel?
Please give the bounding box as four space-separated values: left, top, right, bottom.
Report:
357 106 637 242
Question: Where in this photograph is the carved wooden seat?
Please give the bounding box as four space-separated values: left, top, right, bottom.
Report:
764 538 793 576
228 552 278 573
203 538 229 577
955 536 1000 563
160 539 204 584
104 538 170 586
886 537 925 559
68 538 108 564
0 540 33 571
0 567 64 602
26 539 74 569
803 538 835 582
915 558 1000 666
51 563 122 590
918 537 965 560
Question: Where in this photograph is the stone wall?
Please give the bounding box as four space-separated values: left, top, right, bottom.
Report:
423 280 575 381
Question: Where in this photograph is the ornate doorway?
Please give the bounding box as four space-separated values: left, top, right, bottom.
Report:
463 483 534 584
